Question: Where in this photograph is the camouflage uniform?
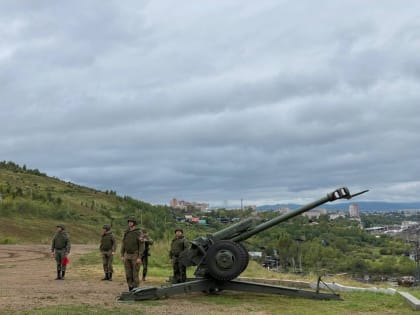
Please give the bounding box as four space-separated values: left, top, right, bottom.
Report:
169 229 189 283
100 224 116 280
51 224 71 280
140 230 154 281
121 218 144 291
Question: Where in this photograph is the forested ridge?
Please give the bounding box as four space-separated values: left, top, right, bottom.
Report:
0 161 416 278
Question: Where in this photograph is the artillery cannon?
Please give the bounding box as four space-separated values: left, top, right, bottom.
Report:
118 187 368 301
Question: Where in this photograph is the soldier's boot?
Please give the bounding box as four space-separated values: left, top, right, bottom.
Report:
101 273 109 280
61 271 65 280
55 267 62 280
107 273 112 281
142 274 146 281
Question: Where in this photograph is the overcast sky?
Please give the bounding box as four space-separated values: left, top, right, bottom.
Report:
2 0 420 207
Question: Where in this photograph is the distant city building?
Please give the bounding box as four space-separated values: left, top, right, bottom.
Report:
401 221 419 230
349 204 360 218
329 213 346 220
365 226 387 234
302 208 327 220
182 214 208 225
170 198 209 212
248 251 263 258
276 207 290 214
245 205 257 211
401 209 420 216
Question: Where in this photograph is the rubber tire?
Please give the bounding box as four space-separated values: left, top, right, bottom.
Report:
206 240 249 280
237 242 250 274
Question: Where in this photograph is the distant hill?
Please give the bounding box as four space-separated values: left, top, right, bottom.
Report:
0 161 176 244
257 201 420 212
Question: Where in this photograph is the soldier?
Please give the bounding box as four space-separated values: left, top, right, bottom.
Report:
140 229 154 281
120 217 144 291
169 228 189 283
99 224 116 281
51 224 71 280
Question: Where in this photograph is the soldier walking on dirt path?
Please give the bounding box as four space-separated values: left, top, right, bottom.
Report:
120 217 144 291
169 228 189 283
100 224 116 281
51 224 71 280
140 229 154 281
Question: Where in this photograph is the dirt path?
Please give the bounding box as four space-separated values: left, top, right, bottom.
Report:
0 245 240 315
0 244 126 313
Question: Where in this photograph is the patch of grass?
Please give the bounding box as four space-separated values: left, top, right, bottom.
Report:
3 305 146 315
188 290 410 315
405 287 420 299
0 217 107 245
73 244 390 289
2 247 414 315
2 291 412 315
73 244 193 280
62 248 415 315
0 236 18 244
73 250 102 266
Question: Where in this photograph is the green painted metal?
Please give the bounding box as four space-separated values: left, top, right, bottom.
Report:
117 278 342 301
118 187 367 302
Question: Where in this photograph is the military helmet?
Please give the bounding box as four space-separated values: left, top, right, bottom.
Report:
174 227 183 233
127 216 137 225
56 224 65 230
103 224 111 230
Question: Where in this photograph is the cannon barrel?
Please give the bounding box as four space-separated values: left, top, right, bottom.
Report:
185 187 368 281
212 217 254 241
229 187 362 243
119 186 368 301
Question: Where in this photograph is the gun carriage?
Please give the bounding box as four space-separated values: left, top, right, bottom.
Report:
118 187 368 301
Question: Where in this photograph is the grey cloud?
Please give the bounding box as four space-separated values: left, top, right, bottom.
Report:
2 1 420 206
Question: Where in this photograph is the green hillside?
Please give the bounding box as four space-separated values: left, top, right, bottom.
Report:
0 161 176 244
1 161 417 279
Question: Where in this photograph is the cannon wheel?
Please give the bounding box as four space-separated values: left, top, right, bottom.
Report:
237 242 249 274
206 240 249 281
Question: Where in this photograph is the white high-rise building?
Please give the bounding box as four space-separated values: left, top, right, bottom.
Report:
349 204 360 218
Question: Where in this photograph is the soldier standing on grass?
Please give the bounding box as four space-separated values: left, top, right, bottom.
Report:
99 224 116 281
51 224 71 280
169 228 189 283
140 229 154 281
120 217 144 291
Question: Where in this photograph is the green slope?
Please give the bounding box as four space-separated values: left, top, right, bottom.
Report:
0 161 174 244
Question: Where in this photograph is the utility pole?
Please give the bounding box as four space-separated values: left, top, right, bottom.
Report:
415 229 420 285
